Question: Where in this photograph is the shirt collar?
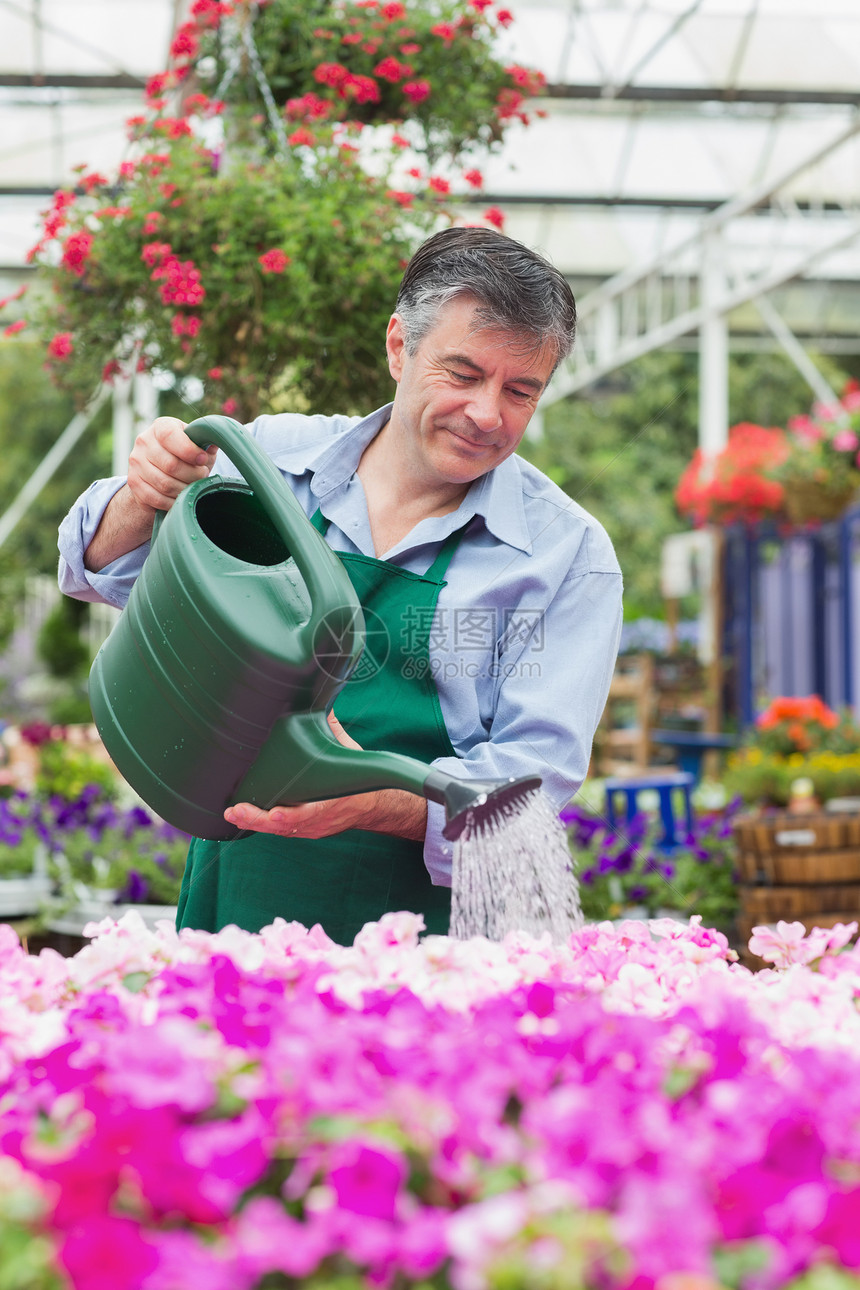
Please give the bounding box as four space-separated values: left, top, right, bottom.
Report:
291 401 532 556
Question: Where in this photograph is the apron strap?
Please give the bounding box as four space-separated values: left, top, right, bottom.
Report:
309 507 470 583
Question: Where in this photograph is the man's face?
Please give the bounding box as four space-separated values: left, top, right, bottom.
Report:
385 296 556 491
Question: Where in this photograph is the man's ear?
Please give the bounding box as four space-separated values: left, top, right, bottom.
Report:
386 313 406 383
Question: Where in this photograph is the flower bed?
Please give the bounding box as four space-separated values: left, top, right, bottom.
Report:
4 912 860 1288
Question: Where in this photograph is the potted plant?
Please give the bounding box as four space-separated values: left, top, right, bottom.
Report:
771 381 860 525
674 422 789 528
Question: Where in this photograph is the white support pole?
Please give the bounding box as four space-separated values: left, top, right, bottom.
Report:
699 234 729 455
112 371 134 477
0 386 111 553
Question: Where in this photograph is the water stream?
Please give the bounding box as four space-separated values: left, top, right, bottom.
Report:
449 788 582 942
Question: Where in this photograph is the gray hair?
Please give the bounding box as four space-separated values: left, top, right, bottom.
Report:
395 226 576 371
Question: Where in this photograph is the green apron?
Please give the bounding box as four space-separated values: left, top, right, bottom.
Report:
175 510 464 943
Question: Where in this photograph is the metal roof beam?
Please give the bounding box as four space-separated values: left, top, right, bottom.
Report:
543 84 860 107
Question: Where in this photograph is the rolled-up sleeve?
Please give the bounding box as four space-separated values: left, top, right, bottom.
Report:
57 477 149 610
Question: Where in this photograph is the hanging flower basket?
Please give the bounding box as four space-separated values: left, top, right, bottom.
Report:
781 476 858 526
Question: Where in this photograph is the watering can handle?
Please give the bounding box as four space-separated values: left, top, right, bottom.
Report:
182 414 358 653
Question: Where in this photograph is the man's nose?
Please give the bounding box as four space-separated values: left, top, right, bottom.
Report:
464 386 503 432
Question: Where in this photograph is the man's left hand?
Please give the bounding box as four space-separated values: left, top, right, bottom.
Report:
223 711 428 842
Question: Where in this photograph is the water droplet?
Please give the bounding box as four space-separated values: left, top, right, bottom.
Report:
450 789 582 943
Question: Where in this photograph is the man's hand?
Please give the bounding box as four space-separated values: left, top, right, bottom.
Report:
84 417 218 572
224 711 428 842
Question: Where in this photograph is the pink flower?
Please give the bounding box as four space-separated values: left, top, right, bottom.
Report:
143 211 163 234
402 80 431 103
222 398 238 414
464 168 484 188
483 206 506 228
431 22 458 41
381 1 406 17
328 1140 407 1221
833 428 858 452
843 390 860 413
497 8 515 25
258 248 290 274
207 366 224 380
60 1214 158 1290
47 332 73 360
3 319 26 337
387 190 415 208
429 176 451 194
141 241 172 268
374 56 411 83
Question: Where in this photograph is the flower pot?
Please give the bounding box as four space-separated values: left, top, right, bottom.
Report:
45 896 177 936
0 876 52 918
782 479 856 525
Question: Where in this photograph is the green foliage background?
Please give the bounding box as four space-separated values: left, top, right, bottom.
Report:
0 344 111 645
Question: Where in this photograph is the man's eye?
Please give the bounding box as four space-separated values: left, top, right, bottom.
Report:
451 370 476 382
508 388 532 400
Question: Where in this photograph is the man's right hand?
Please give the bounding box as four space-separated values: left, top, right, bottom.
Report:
84 417 219 573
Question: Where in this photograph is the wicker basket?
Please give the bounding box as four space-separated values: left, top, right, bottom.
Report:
782 479 856 526
733 812 860 884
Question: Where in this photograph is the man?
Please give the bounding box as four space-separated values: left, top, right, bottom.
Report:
59 226 623 942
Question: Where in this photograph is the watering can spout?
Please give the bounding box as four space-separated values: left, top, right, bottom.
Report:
231 710 541 842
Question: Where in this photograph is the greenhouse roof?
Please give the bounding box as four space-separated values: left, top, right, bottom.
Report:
1 0 859 352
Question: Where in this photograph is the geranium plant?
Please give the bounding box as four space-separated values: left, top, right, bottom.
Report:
675 421 789 527
6 0 546 421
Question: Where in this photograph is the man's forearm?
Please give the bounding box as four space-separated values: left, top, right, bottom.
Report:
84 485 155 573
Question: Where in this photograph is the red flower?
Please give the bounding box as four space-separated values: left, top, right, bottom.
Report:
170 23 198 60
152 256 206 306
285 92 331 121
402 80 431 103
145 73 170 101
470 0 494 9
101 358 121 383
497 8 515 25
141 241 172 268
675 423 789 527
61 231 93 275
342 32 364 45
429 176 451 194
258 248 290 274
288 126 316 146
483 206 505 229
314 62 349 87
374 56 411 82
391 133 410 148
3 319 26 337
463 168 483 188
381 1 406 17
0 285 27 312
431 22 458 41
342 74 381 104
222 398 238 415
80 172 108 192
387 190 414 208
171 313 202 338
47 332 73 360
207 367 224 380
400 42 421 55
313 27 335 39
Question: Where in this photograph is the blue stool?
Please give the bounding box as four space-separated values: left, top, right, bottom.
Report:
650 730 736 784
604 771 695 852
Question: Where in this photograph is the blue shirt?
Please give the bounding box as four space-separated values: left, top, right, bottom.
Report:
58 403 623 885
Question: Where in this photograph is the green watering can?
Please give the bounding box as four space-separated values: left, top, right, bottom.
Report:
89 415 540 842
